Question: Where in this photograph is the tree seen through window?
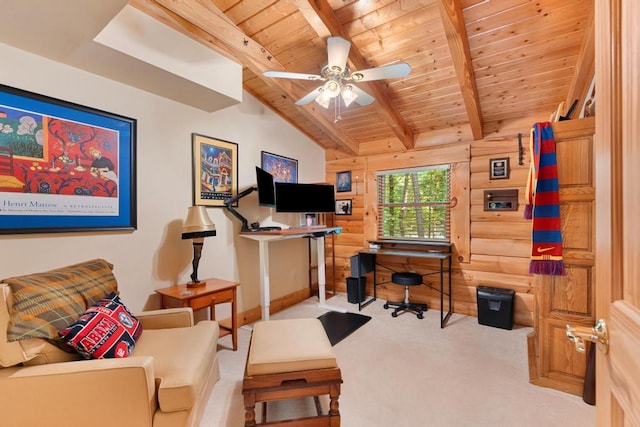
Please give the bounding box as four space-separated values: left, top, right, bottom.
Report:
377 165 450 241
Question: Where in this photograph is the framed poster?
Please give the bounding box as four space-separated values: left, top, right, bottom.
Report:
336 170 352 192
192 133 238 207
335 199 352 215
0 84 136 235
261 151 298 183
489 157 510 180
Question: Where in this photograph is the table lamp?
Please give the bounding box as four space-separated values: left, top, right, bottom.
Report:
181 206 216 287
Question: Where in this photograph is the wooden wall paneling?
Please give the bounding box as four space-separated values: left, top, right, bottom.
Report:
470 205 527 222
471 221 531 240
461 254 531 275
471 167 529 189
334 133 532 322
365 144 470 171
332 232 365 247
450 161 471 262
455 269 532 294
327 145 470 303
470 238 531 258
470 130 548 331
332 220 364 235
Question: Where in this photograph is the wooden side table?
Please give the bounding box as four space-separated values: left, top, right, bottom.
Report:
155 278 239 351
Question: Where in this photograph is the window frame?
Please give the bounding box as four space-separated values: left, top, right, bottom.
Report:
376 164 451 242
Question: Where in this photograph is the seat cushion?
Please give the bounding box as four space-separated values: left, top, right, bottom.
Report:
133 320 219 413
391 272 423 286
247 318 336 376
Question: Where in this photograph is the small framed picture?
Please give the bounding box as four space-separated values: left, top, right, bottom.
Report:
335 199 352 215
261 151 298 183
336 170 352 192
305 213 317 226
489 157 510 180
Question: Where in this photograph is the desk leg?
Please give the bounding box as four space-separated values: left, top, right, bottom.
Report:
258 240 270 321
316 236 346 313
231 286 238 351
440 257 453 328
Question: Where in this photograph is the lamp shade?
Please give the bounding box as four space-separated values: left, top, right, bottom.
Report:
181 206 216 239
323 80 341 98
341 84 358 107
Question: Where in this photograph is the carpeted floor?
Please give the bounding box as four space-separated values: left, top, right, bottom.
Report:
200 293 595 427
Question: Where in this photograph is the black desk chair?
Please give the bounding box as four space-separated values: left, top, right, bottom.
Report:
384 272 428 319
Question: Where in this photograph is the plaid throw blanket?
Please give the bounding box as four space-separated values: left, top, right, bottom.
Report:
524 122 565 275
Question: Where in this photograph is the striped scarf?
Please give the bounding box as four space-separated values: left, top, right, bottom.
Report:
524 122 565 275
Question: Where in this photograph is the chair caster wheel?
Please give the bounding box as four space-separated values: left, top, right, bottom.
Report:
417 313 424 319
383 303 389 309
391 312 398 317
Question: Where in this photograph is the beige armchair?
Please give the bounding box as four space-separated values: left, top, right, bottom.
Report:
0 260 220 427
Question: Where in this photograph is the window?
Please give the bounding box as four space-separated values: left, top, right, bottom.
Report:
377 165 450 241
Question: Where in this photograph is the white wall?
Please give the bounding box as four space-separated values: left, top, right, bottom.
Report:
0 43 326 315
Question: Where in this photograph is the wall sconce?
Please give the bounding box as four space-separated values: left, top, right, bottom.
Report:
181 206 216 287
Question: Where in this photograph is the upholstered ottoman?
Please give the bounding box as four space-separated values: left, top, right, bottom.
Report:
242 318 342 426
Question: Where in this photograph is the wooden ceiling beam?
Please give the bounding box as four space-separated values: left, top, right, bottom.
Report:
292 0 415 150
141 0 361 155
437 0 484 140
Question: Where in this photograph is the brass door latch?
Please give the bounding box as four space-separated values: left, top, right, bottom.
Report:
566 319 609 354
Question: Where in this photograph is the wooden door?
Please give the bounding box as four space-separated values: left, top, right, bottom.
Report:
527 118 596 396
593 0 640 425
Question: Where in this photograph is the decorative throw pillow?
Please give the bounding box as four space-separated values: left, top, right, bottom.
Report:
5 259 118 342
58 293 142 359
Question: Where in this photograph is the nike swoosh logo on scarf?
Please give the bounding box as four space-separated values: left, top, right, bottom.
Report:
537 247 555 253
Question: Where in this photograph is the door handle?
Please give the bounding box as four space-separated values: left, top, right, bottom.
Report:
566 319 609 354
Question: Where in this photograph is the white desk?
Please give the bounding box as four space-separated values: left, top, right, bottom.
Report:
240 226 344 320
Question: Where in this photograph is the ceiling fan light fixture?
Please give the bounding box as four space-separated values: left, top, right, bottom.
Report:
315 91 331 108
341 85 358 107
323 80 341 98
263 37 409 112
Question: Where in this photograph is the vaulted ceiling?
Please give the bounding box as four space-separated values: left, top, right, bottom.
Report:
133 0 594 156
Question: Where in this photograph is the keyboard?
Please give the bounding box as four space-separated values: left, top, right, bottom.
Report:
246 226 282 232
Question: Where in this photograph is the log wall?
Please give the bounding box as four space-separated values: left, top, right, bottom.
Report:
325 117 595 328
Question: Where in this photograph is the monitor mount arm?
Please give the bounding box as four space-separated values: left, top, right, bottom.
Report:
224 186 257 232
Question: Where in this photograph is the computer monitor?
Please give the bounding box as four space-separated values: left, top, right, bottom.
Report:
274 182 335 213
255 166 276 207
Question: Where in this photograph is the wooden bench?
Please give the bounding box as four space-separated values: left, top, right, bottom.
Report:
242 318 342 426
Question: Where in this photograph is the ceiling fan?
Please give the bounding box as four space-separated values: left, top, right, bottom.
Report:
263 36 411 110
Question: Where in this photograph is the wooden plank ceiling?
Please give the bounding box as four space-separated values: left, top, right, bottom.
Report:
132 0 594 157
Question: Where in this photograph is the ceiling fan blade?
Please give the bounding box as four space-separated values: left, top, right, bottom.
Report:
327 37 351 71
349 63 411 82
263 70 323 81
295 87 323 105
351 85 375 106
